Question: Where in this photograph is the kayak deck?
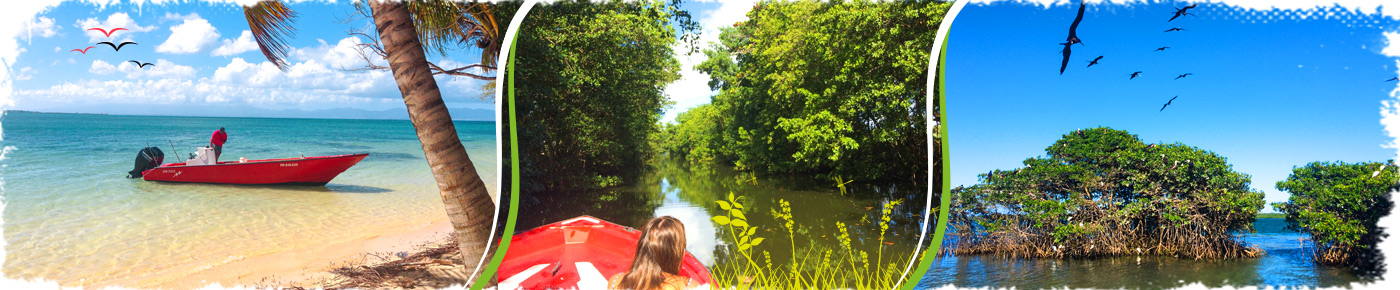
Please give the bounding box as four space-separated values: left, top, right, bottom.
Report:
498 216 713 289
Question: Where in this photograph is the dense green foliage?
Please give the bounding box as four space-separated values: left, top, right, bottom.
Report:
513 0 696 192
664 0 948 182
1273 161 1396 275
949 128 1266 259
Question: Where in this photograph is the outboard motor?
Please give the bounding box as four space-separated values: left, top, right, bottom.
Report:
128 147 164 178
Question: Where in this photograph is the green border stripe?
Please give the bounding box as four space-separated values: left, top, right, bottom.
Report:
470 24 522 290
899 35 951 290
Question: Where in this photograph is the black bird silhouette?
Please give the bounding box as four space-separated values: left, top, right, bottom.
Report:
1164 27 1187 32
1065 0 1086 46
1175 73 1193 79
98 41 137 51
1160 96 1178 112
1169 4 1199 22
1388 77 1399 82
1086 55 1103 67
1130 71 1143 79
1155 46 1171 51
128 60 155 68
1059 0 1087 74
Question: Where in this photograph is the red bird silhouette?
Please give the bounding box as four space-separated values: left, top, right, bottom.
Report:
87 27 128 37
71 46 96 54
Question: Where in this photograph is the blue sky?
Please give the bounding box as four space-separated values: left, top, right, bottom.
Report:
948 0 1400 211
2 0 495 119
661 0 753 123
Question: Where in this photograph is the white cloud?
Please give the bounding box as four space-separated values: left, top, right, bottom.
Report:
661 0 758 123
14 67 35 81
156 14 220 54
93 59 197 79
16 35 399 109
89 60 117 75
13 77 388 108
211 57 283 86
1383 31 1400 58
19 16 57 39
119 59 198 79
162 12 201 21
75 12 155 43
212 30 259 56
290 37 381 69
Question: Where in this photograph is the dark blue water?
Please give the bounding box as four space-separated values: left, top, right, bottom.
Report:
917 218 1365 288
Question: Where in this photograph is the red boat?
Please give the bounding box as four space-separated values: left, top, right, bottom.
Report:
140 153 369 186
497 216 713 289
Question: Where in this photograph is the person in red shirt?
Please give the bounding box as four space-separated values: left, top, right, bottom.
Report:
210 127 227 160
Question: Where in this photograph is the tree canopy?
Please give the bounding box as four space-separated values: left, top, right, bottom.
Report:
664 0 949 183
514 0 696 193
949 127 1266 259
1273 161 1396 275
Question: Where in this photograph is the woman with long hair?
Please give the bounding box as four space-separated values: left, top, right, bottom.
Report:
608 216 694 290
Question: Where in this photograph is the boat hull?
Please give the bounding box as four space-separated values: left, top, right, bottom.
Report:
497 215 714 289
141 153 368 185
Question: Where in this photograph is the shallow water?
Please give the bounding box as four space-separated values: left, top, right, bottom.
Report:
0 111 497 287
917 218 1367 288
515 158 929 277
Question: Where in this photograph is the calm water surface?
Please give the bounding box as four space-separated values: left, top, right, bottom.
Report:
517 159 930 272
918 218 1367 288
0 111 497 287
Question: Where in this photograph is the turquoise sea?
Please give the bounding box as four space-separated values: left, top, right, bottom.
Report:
0 111 497 288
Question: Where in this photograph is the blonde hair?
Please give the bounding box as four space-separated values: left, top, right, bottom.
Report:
617 216 686 290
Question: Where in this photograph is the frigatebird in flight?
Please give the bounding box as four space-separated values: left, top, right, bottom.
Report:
1059 0 1087 74
86 27 128 37
70 46 95 54
1388 77 1399 82
1160 96 1178 112
1155 46 1171 51
1169 4 1199 22
128 60 155 68
1130 71 1143 79
1164 27 1187 32
1175 73 1193 79
1087 55 1103 67
98 41 137 51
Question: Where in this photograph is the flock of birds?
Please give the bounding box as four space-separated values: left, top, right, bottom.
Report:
1058 1 1199 112
71 27 155 68
1058 1 1400 109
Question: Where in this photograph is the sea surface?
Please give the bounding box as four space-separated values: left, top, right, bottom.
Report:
0 111 497 288
918 217 1367 288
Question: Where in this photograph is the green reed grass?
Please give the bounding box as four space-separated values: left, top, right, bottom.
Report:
709 192 910 289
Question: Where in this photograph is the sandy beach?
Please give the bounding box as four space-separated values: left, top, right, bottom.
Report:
133 219 460 289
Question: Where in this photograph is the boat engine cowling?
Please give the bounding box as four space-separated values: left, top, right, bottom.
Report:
128 147 164 178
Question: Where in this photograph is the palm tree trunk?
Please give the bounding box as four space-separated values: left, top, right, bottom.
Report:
369 0 496 284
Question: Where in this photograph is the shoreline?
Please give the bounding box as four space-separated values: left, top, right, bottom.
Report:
120 219 457 289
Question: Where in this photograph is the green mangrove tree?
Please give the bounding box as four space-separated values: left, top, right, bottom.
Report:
1273 160 1396 276
949 127 1266 259
513 0 697 193
663 0 948 183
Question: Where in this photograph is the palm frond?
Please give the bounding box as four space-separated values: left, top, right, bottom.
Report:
243 0 298 70
402 0 501 70
460 2 501 68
